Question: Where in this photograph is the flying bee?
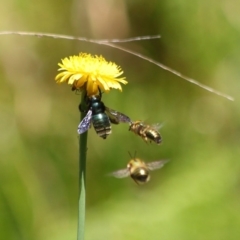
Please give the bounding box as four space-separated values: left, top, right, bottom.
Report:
129 121 162 145
110 153 169 184
77 93 131 139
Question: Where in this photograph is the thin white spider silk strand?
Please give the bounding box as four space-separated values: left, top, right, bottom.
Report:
0 31 234 101
0 31 161 43
102 42 234 101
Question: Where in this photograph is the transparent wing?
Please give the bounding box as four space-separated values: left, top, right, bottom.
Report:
77 109 92 134
146 159 169 171
109 168 130 178
105 107 131 125
151 123 164 130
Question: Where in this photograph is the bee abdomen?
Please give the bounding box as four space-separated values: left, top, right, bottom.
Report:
131 168 150 184
96 126 111 139
145 130 162 144
92 114 111 139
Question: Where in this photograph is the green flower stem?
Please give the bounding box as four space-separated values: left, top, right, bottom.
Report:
77 92 88 240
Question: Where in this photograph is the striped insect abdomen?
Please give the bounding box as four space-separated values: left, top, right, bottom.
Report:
92 113 111 139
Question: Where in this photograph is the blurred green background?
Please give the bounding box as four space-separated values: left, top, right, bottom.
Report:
0 0 240 239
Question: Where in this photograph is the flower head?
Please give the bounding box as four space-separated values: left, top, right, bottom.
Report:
55 53 128 96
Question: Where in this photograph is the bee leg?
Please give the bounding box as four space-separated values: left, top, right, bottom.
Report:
133 178 140 185
79 94 90 113
78 103 86 113
98 87 102 98
143 135 149 144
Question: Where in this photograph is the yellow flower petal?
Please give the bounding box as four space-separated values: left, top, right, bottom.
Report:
55 53 128 96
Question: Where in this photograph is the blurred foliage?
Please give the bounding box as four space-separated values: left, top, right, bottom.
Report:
0 0 240 239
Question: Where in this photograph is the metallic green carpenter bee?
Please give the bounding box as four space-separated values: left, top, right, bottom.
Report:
77 93 131 139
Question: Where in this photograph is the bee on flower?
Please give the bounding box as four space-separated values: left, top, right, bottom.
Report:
55 53 130 138
77 91 131 139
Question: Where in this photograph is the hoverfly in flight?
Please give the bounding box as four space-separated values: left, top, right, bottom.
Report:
110 153 169 184
77 93 131 139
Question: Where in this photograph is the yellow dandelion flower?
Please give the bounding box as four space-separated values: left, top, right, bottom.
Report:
55 53 128 96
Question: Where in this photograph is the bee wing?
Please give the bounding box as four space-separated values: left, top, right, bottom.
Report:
151 123 160 130
146 159 169 171
105 107 131 125
109 168 130 178
77 109 92 134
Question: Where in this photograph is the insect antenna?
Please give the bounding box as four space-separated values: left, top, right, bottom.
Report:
128 151 137 159
128 151 133 159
